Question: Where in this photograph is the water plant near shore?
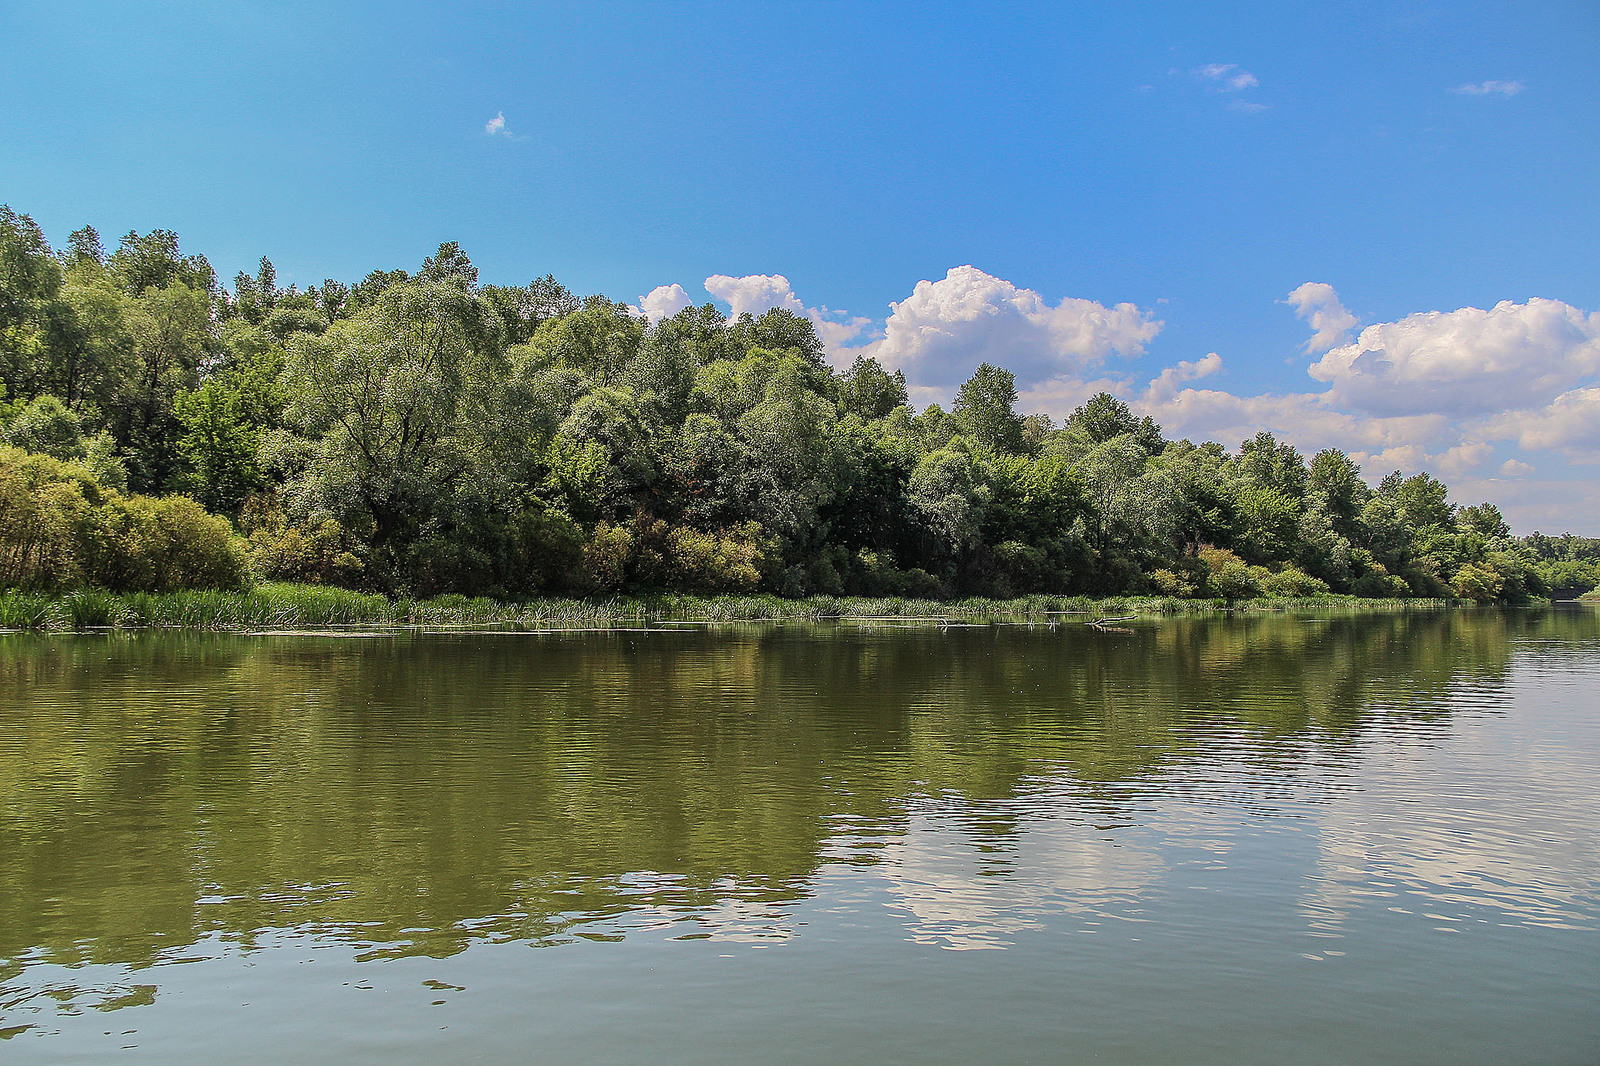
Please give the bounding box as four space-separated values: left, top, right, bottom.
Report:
0 583 1446 632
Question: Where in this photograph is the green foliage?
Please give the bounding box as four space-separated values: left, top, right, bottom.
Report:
839 355 908 421
1 204 1566 605
1353 568 1411 598
0 445 97 589
116 279 218 492
908 446 982 558
83 494 247 592
1451 562 1503 603
241 494 364 586
580 521 633 592
1259 565 1331 598
952 363 1024 453
1197 546 1266 600
728 307 826 369
1236 431 1309 498
1234 485 1303 564
1 205 69 405
280 279 504 580
0 444 244 592
632 519 774 593
107 228 216 296
0 393 129 490
2 393 89 457
174 376 266 514
1063 392 1162 453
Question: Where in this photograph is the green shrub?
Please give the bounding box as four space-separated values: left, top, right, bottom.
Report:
847 548 949 599
893 567 948 600
580 522 633 592
0 446 102 589
1 398 128 490
1 444 245 593
84 494 248 592
249 518 363 586
1151 554 1209 598
990 540 1049 598
1197 546 1265 600
1398 563 1451 598
1352 568 1410 598
1452 562 1504 603
1260 565 1331 598
664 522 769 592
1151 569 1190 597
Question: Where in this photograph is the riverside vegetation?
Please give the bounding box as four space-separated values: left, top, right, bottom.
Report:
3 204 1598 624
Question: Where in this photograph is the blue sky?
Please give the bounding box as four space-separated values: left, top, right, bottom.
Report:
3 1 1598 531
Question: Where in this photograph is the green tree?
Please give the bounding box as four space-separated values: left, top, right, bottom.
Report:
481 275 576 347
908 445 983 562
107 229 216 296
729 307 825 370
839 355 908 421
281 280 503 580
113 280 217 493
0 205 68 404
1062 392 1163 454
174 377 266 515
951 363 1024 453
419 241 479 289
1235 432 1309 499
515 296 642 386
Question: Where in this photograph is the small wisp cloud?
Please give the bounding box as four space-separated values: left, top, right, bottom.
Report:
1191 63 1267 112
1195 63 1259 91
1452 80 1524 97
485 111 510 136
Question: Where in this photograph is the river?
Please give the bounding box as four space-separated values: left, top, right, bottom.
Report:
2 608 1597 1062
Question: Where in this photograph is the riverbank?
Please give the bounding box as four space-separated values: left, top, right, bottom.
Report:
0 583 1464 631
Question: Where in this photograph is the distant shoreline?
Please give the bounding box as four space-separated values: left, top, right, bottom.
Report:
0 584 1483 633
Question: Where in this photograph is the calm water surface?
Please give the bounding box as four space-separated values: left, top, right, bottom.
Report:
2 609 1598 1062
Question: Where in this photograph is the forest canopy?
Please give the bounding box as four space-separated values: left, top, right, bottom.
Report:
2 205 1594 602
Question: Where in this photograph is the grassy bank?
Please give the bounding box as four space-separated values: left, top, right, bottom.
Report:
0 583 1454 632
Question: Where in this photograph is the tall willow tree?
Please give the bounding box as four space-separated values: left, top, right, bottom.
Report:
281 279 504 580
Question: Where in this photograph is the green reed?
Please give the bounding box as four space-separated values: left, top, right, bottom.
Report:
0 583 1446 632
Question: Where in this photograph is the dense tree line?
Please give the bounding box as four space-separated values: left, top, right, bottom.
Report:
0 205 1587 601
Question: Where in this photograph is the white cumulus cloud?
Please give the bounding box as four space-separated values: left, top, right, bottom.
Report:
704 273 808 320
485 111 510 136
636 283 693 323
867 265 1161 389
1308 298 1600 418
701 273 874 363
1286 282 1360 353
1482 387 1600 461
899 282 1600 532
1129 385 1452 468
1446 474 1600 535
1452 80 1525 97
1144 352 1223 402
